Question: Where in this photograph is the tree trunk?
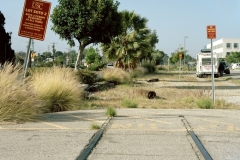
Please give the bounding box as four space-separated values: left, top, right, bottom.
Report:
74 44 85 71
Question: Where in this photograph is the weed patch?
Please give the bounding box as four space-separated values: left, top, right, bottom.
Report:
196 97 213 109
106 106 117 117
91 124 101 130
122 98 138 108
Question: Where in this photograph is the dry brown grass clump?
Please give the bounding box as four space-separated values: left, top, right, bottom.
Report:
30 67 82 112
101 68 130 84
0 63 38 122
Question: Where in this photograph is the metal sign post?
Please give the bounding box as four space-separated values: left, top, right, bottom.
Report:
207 25 216 103
210 39 215 103
23 38 32 78
179 54 182 79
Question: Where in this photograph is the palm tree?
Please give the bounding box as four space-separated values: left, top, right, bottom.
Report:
101 10 158 70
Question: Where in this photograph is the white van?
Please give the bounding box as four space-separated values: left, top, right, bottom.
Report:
196 49 219 78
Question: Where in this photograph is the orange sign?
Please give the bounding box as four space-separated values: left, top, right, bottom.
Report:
207 25 216 39
18 0 51 41
179 54 182 59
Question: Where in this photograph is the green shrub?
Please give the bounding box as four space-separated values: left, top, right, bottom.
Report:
88 63 106 71
106 106 117 117
130 67 147 78
76 69 98 84
142 63 156 73
122 99 138 108
30 67 82 113
196 97 213 109
101 68 130 84
0 63 39 122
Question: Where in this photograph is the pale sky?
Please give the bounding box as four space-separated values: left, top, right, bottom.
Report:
1 0 240 57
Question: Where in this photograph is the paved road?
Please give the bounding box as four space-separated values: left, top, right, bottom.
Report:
187 70 240 79
1 109 240 160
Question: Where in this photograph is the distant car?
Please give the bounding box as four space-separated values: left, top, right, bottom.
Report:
106 62 114 68
231 63 240 70
219 61 230 74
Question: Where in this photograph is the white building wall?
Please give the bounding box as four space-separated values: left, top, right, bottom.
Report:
206 38 240 58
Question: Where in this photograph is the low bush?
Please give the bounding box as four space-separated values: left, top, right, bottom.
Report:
88 63 106 71
76 69 98 85
122 98 138 108
101 68 130 84
30 67 82 113
0 63 39 122
142 63 156 73
106 106 117 117
196 97 213 109
130 67 147 78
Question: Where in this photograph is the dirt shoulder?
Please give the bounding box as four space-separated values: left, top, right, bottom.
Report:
92 72 240 109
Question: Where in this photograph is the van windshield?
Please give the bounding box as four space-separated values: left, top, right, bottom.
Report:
202 58 215 65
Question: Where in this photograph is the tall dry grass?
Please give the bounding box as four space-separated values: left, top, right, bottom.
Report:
0 63 38 122
29 67 82 112
101 68 131 84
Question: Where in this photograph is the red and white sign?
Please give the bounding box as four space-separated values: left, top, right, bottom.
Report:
18 0 51 41
207 25 216 39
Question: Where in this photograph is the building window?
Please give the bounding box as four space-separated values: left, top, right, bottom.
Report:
226 43 231 48
234 43 238 49
226 52 230 56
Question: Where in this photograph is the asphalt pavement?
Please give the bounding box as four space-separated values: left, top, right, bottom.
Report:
1 109 240 160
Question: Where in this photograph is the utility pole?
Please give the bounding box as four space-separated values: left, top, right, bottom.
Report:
51 42 57 62
184 36 188 66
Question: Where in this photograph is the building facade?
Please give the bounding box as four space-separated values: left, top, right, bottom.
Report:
205 38 240 58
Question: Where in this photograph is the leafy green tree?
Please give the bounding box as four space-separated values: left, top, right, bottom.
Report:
169 47 184 64
15 51 26 64
42 51 52 62
0 11 15 64
85 46 101 64
150 49 165 65
101 10 158 69
55 51 63 57
50 0 122 70
68 49 77 63
225 52 240 63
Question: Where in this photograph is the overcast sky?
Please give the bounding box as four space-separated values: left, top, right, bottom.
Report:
1 0 240 57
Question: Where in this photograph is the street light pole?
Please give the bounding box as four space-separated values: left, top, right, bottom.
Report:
184 36 188 66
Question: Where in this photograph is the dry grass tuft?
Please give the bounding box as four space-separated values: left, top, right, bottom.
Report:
100 68 130 84
30 67 82 112
0 63 39 122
